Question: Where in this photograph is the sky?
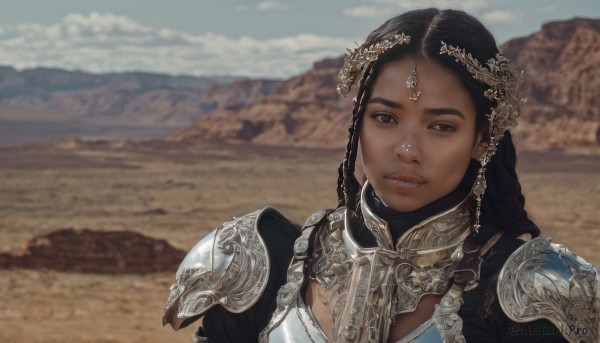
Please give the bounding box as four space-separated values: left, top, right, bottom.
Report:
0 0 597 79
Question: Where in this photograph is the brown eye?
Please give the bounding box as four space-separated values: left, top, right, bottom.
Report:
430 122 457 132
371 113 397 124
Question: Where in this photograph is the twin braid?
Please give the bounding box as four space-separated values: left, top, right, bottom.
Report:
336 60 382 213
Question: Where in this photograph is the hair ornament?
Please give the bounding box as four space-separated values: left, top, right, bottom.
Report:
440 42 525 232
337 33 411 97
405 64 421 101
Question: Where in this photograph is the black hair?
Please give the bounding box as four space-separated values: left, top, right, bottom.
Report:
336 8 540 242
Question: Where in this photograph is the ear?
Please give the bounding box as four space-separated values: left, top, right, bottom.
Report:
471 131 488 161
352 96 358 107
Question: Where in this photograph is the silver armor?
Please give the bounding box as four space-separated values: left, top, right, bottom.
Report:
497 237 599 343
261 182 473 342
163 191 599 343
163 207 272 330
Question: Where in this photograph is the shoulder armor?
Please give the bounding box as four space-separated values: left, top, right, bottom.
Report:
163 207 273 330
498 237 599 343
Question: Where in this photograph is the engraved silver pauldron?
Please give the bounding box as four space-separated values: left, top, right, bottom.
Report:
498 237 599 343
163 207 272 330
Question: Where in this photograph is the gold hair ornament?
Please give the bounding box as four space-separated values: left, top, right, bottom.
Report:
405 65 421 101
440 42 525 233
337 33 411 97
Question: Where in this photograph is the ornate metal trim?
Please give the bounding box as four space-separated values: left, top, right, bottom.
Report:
260 212 329 342
163 208 272 330
497 237 599 343
360 183 393 249
259 182 478 342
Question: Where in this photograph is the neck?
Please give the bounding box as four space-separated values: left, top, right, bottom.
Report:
358 181 473 253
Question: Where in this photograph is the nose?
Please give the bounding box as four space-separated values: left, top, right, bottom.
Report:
394 133 421 163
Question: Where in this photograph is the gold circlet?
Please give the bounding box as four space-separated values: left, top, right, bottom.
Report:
337 33 411 97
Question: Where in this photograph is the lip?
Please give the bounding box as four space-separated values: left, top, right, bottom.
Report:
384 173 426 192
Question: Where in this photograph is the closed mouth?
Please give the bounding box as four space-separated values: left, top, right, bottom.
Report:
384 173 426 184
382 173 426 192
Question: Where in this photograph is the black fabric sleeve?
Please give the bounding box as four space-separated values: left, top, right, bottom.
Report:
460 236 568 343
200 210 301 343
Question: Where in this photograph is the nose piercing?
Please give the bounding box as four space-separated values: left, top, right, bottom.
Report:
405 65 421 101
400 143 413 152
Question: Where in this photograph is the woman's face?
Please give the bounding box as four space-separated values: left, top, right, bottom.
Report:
360 57 486 212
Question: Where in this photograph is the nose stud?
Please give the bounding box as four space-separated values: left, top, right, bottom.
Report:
400 143 413 152
398 143 420 162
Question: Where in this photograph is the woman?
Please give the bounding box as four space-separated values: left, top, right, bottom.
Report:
163 8 598 343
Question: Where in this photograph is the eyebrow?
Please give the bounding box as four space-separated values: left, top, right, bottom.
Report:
368 97 404 109
424 107 465 119
368 96 465 119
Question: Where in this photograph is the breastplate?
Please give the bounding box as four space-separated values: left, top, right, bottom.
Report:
260 182 473 343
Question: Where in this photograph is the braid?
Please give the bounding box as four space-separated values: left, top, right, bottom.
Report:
338 61 382 213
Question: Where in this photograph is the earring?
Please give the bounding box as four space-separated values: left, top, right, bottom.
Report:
472 167 487 234
472 144 495 234
405 65 421 101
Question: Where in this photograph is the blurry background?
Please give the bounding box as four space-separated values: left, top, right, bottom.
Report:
0 1 599 342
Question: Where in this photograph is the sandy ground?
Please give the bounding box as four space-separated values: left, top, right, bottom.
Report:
0 143 598 342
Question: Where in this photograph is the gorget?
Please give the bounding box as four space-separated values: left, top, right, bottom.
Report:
261 182 473 343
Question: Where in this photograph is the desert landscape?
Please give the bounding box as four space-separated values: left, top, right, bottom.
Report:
0 15 599 343
1 141 599 343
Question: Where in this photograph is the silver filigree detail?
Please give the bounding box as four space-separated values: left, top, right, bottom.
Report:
304 183 472 342
260 226 318 342
163 209 270 330
393 260 455 315
498 237 599 343
432 288 466 343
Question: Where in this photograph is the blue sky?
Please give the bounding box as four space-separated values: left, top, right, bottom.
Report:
0 0 597 78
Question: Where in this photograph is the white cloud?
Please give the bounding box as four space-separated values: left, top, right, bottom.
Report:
483 10 521 24
256 1 287 11
0 12 351 78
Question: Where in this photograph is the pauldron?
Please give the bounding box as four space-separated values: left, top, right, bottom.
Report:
498 237 599 343
163 207 273 330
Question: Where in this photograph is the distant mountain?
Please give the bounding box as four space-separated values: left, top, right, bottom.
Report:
171 17 600 151
501 18 600 150
2 17 598 150
0 67 280 125
170 57 352 147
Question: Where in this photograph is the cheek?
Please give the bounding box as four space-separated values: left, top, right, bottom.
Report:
433 141 476 177
358 138 374 173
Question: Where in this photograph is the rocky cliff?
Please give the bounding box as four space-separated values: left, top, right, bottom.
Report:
172 18 600 151
502 18 600 149
170 57 353 147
